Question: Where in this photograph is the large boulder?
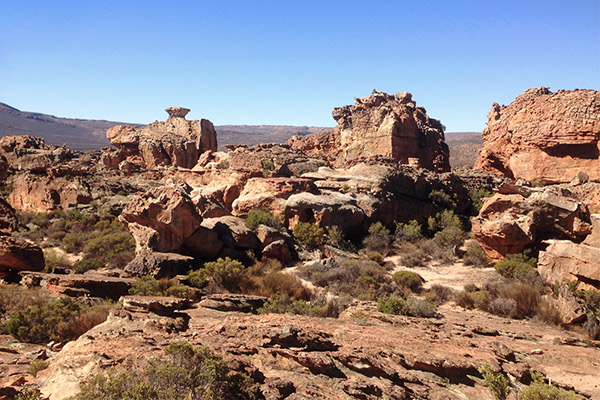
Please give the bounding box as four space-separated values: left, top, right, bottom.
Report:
475 87 600 183
0 236 44 272
232 177 317 216
120 185 203 253
103 107 217 170
288 90 450 172
472 191 591 260
124 251 196 279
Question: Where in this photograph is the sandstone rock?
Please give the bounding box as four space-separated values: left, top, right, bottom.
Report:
182 226 224 259
0 197 19 234
0 236 44 272
201 215 260 250
20 271 134 299
475 88 600 183
198 294 267 313
232 177 317 216
538 240 600 291
287 90 450 172
8 173 92 213
104 108 217 169
124 251 195 279
120 185 203 253
262 240 294 263
0 135 71 172
0 155 7 182
121 295 189 315
472 191 591 260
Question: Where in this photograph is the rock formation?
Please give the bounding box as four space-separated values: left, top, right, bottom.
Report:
472 190 591 260
287 90 450 172
0 135 71 172
0 235 44 272
475 87 600 183
103 107 217 170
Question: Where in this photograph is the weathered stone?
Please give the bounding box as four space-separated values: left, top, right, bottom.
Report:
288 90 450 172
104 108 217 170
120 185 203 253
0 197 19 234
538 240 600 291
182 226 224 259
201 216 260 250
0 236 44 272
124 251 195 279
475 88 600 183
198 294 267 313
0 135 71 173
121 295 189 315
20 271 133 299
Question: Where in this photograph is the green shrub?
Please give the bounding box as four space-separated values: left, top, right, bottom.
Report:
423 284 453 305
455 290 491 311
73 258 105 274
71 341 258 400
16 387 42 400
377 294 437 318
244 209 280 230
394 220 424 243
478 363 511 400
363 222 391 253
4 297 112 344
433 226 464 248
261 159 275 175
43 249 71 272
429 189 457 209
392 270 424 292
258 294 339 318
327 225 343 247
187 257 246 293
293 222 325 250
520 371 579 400
428 209 462 233
494 253 537 280
27 359 49 377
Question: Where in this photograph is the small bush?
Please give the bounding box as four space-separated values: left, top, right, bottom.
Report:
463 242 489 267
377 294 437 318
478 363 511 400
471 189 492 214
494 253 537 280
536 298 562 326
455 290 491 311
584 312 600 340
27 359 49 377
16 387 42 400
520 371 579 400
293 222 325 250
433 226 464 248
423 284 454 305
72 341 258 400
258 294 342 318
187 257 246 293
392 270 424 293
327 225 344 247
43 249 71 272
245 209 280 230
0 285 54 316
73 258 105 274
254 270 311 300
394 220 424 243
363 222 392 253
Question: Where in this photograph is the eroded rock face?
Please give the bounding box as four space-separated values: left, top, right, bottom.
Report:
120 185 203 253
8 173 92 213
472 191 591 260
0 236 44 272
0 197 19 234
0 135 71 172
288 90 450 172
103 108 217 169
475 87 600 183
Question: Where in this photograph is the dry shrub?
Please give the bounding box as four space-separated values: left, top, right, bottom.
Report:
0 285 54 316
255 270 311 300
498 282 539 318
463 241 489 267
423 284 454 305
535 298 562 326
488 297 518 318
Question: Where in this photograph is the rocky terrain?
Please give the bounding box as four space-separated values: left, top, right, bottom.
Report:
0 89 598 399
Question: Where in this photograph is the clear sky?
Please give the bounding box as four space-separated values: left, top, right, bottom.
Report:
1 1 598 131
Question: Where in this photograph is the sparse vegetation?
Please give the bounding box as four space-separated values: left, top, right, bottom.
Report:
363 222 391 253
470 189 493 214
187 257 246 293
392 270 424 293
70 341 259 400
129 276 191 298
258 293 345 318
494 253 537 280
27 359 49 377
519 371 579 400
428 189 458 209
377 294 437 318
394 220 424 243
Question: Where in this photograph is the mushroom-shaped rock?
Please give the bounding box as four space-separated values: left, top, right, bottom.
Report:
165 107 190 119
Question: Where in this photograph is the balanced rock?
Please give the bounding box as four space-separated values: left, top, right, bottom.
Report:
103 107 217 169
475 87 600 183
288 90 450 172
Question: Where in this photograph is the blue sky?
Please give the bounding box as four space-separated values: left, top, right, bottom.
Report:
1 1 598 131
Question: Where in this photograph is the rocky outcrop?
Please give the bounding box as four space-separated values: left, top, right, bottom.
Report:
20 271 134 299
288 90 450 172
0 135 72 173
475 87 600 183
0 197 19 234
103 107 217 170
8 173 92 213
0 236 44 272
472 190 591 260
124 251 195 279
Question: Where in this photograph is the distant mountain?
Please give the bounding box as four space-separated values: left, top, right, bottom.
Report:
0 102 482 167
